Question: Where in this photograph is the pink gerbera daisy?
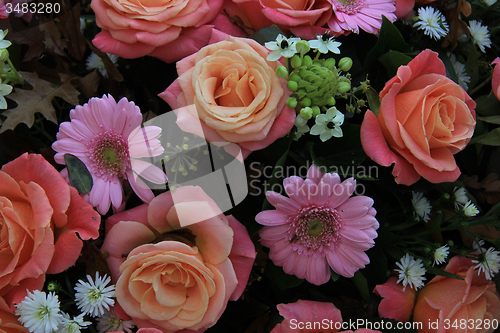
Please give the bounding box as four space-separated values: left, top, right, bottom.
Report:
52 94 167 214
256 165 379 285
327 0 397 34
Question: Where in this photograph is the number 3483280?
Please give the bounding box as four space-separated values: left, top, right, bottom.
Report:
5 1 61 14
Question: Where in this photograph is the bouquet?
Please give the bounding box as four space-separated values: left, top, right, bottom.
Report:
0 0 498 331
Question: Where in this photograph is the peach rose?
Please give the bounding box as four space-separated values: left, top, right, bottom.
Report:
0 298 27 332
373 277 417 322
101 186 256 332
90 0 223 63
492 58 500 101
160 30 295 159
361 49 476 185
0 153 100 311
222 0 333 39
413 255 500 333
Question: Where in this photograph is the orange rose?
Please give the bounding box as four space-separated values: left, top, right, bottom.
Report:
0 153 100 311
160 30 295 159
101 186 256 332
413 255 500 333
361 49 476 185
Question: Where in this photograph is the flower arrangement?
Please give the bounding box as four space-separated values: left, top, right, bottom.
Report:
0 0 499 331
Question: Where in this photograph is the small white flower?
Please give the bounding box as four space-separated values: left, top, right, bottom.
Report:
265 34 301 61
463 200 479 217
74 272 115 317
448 55 470 91
59 313 91 333
395 253 427 290
96 309 135 333
86 52 119 78
413 7 449 40
310 107 344 141
15 290 62 333
0 78 13 109
482 0 497 5
308 33 341 54
412 192 432 222
472 247 500 280
473 238 485 251
468 20 491 53
0 29 11 49
433 245 449 266
453 186 469 209
294 114 310 140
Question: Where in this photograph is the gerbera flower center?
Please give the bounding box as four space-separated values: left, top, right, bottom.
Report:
336 0 363 14
86 130 131 181
288 206 342 256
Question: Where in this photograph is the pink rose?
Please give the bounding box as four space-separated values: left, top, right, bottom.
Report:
160 30 295 159
90 0 223 63
223 0 333 39
0 153 100 311
492 58 500 101
361 49 476 185
413 256 500 333
101 186 256 332
373 277 417 322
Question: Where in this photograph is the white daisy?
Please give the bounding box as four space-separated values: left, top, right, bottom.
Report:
462 200 479 217
453 186 469 209
413 7 449 40
433 245 449 266
468 20 491 53
96 309 135 333
473 238 485 251
294 114 310 140
449 55 470 91
74 272 115 317
310 107 344 141
86 52 119 78
472 247 500 280
58 313 91 333
412 192 432 222
308 32 341 54
265 34 301 61
15 290 62 333
395 253 427 290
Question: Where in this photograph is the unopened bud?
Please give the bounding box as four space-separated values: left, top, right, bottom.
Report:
289 73 301 82
328 97 336 106
323 58 336 70
312 106 321 118
300 107 313 120
291 55 302 68
339 57 353 72
296 40 310 55
302 97 312 107
286 97 298 108
287 80 298 91
0 49 9 62
337 82 351 93
276 65 288 79
302 55 313 68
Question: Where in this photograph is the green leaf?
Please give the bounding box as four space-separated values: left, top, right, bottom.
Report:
477 127 500 146
475 95 500 117
365 87 380 116
249 25 284 45
425 266 464 281
378 50 412 78
478 115 500 125
351 271 370 303
64 154 93 194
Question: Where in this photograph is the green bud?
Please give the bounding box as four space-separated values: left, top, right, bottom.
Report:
338 57 353 72
300 107 313 120
0 49 9 62
323 58 336 70
289 73 301 82
302 97 312 107
299 68 308 78
357 100 366 108
296 40 310 55
302 55 313 68
328 97 336 106
287 80 298 91
291 55 302 69
286 97 298 108
276 65 288 79
6 72 23 85
297 88 307 99
312 106 321 118
337 81 351 93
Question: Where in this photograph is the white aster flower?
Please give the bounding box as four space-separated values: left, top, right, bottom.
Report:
413 7 449 40
0 29 11 49
448 55 470 91
58 313 91 333
482 0 497 5
468 20 491 53
265 34 301 61
472 247 500 280
294 114 310 140
412 192 432 222
310 107 344 141
433 245 449 266
308 32 341 54
462 200 479 217
96 309 135 333
86 52 119 78
74 272 115 317
453 186 469 209
15 290 62 333
395 253 427 290
473 238 485 251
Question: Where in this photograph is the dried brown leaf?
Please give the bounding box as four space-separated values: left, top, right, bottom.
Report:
39 19 67 57
460 173 500 205
441 0 471 49
57 0 87 61
72 70 101 99
0 71 80 133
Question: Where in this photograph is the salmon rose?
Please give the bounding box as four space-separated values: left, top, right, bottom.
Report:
0 153 100 311
90 0 222 63
361 49 476 185
160 30 295 159
101 186 256 332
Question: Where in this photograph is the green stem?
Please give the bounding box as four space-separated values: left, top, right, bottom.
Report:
469 75 492 96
